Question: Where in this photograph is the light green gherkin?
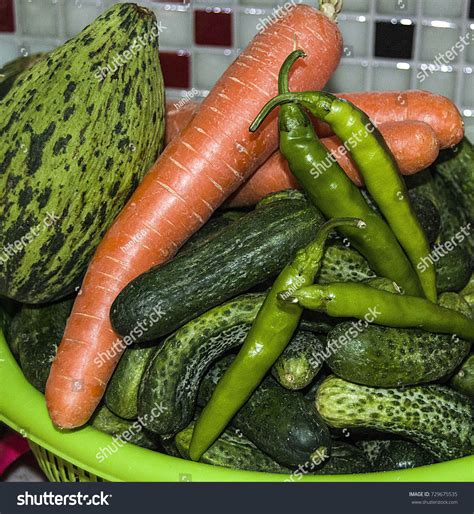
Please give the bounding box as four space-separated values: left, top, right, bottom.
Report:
0 3 165 303
316 376 473 461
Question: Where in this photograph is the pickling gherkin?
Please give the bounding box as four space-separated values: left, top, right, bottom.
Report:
0 3 165 303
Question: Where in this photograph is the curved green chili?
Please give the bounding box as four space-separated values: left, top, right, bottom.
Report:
250 66 436 302
281 283 474 342
250 50 422 298
189 217 365 461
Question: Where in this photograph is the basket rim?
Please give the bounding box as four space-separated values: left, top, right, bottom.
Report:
1 334 473 482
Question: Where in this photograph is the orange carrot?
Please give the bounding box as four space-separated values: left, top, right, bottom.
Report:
227 120 439 207
165 91 463 151
165 100 199 145
314 90 464 149
45 4 343 428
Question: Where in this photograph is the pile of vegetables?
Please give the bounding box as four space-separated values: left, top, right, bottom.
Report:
0 1 473 477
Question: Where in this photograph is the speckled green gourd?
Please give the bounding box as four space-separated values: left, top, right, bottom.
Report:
138 294 265 437
90 405 159 450
271 331 325 390
8 297 74 392
0 3 164 303
105 345 158 420
312 442 372 475
316 376 473 460
450 353 474 399
176 423 289 473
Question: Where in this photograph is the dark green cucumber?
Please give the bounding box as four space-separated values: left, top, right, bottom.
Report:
325 292 471 387
408 191 441 244
9 297 74 392
362 189 441 245
326 323 470 387
304 367 331 402
160 436 181 458
317 243 375 284
355 440 391 465
0 303 12 340
198 355 332 468
316 376 472 460
450 353 474 399
90 405 158 451
408 167 472 289
461 274 474 312
112 190 324 340
434 138 474 247
0 53 46 100
105 345 157 420
138 294 265 437
138 293 321 437
372 440 436 471
0 4 165 303
179 211 245 253
312 442 372 475
271 331 325 390
436 244 472 293
176 423 289 473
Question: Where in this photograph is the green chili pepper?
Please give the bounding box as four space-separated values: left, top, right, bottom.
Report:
250 60 436 302
248 50 423 298
189 217 365 461
281 283 474 342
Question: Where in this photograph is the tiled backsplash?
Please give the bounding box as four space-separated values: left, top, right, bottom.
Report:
1 0 474 136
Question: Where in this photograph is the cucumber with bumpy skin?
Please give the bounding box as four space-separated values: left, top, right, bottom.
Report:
176 422 289 473
90 405 159 450
271 331 325 390
9 297 73 392
139 294 265 437
434 138 474 254
316 376 472 460
326 323 470 387
363 189 441 245
105 345 157 420
324 292 471 387
139 293 324 437
436 245 472 292
356 440 391 465
372 440 436 471
312 442 371 475
198 355 332 468
112 191 325 340
461 274 474 313
318 243 374 284
450 354 474 399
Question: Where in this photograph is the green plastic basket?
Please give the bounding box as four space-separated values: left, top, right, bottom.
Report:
1 333 472 482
